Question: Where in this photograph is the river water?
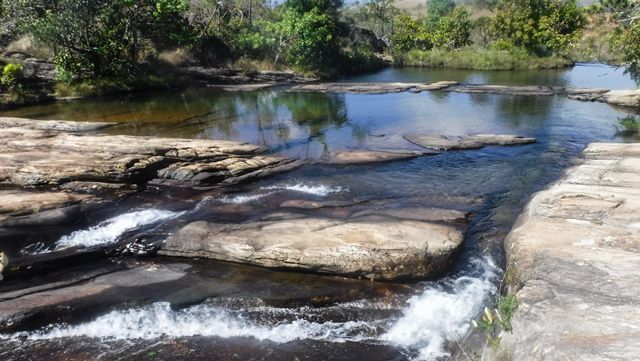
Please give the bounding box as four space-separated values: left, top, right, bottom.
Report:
0 63 637 360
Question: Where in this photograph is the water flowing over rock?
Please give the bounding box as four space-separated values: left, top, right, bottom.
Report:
159 206 468 280
404 134 536 151
0 117 303 263
500 143 640 360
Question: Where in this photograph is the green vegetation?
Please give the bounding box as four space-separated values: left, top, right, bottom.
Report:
619 114 640 135
397 47 572 70
473 293 518 349
1 0 640 103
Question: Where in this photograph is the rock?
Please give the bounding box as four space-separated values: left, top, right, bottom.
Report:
404 134 536 151
0 119 302 188
448 84 559 96
279 199 364 209
500 142 640 361
287 81 458 94
159 208 466 280
323 149 427 165
0 116 115 132
350 207 468 224
601 89 640 108
0 189 94 223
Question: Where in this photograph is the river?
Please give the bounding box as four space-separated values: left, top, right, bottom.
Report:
0 63 637 360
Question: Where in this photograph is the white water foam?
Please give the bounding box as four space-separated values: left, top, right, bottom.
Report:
17 303 377 343
219 193 274 204
260 182 346 197
382 257 500 360
6 258 499 361
55 209 185 249
218 182 346 204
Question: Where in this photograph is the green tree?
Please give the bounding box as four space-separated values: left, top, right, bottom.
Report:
432 7 473 49
8 0 194 79
426 0 456 28
389 14 432 53
491 0 585 56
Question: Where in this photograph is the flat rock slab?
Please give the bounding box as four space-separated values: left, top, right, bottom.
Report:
0 189 94 223
0 116 114 132
288 81 458 94
159 207 467 280
0 119 302 188
323 149 428 165
500 142 640 360
404 134 536 151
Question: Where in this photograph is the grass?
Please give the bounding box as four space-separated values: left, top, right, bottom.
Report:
395 47 574 70
54 75 172 98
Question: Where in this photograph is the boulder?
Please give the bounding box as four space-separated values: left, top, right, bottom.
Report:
404 134 536 151
159 208 467 280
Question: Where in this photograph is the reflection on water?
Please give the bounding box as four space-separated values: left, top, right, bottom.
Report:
1 64 639 360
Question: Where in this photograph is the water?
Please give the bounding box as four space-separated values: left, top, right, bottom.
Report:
1 64 638 360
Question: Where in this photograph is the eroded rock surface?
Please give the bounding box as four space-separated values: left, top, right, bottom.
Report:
500 143 640 360
0 118 302 188
160 205 468 280
404 134 536 151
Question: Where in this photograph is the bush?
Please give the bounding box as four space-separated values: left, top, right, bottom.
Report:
619 115 640 135
1 63 24 94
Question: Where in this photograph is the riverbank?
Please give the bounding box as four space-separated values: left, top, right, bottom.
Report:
497 143 640 360
394 48 574 70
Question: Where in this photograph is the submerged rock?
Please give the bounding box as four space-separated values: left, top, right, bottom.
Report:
404 134 536 151
500 142 640 360
159 207 468 280
323 149 428 165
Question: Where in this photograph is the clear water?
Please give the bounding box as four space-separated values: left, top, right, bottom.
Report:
1 64 638 360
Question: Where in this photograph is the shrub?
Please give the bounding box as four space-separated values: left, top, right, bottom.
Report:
619 115 640 135
1 63 25 94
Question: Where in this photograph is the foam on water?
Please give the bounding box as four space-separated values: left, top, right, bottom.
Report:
5 258 499 361
219 193 274 204
15 303 377 343
261 182 346 197
382 257 500 360
55 209 185 249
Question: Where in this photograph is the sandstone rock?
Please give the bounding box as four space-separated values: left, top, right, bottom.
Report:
0 189 94 222
449 84 559 96
404 134 536 151
324 149 427 165
287 81 458 94
601 89 640 108
0 116 114 132
0 119 301 188
159 209 466 280
500 142 640 361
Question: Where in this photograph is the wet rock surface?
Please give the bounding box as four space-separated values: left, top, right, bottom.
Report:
323 149 428 165
287 81 458 94
404 134 536 151
159 203 469 280
500 143 640 361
